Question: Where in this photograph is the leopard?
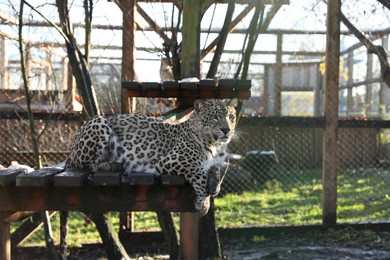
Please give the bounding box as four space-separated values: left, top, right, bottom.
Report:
66 98 239 215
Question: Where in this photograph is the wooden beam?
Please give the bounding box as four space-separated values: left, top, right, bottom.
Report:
201 4 254 59
136 3 170 43
10 212 57 248
322 0 340 228
0 185 196 212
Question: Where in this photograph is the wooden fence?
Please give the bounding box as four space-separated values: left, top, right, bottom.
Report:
0 114 386 170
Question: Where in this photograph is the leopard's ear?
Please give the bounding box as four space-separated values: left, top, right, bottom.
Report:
194 99 205 112
227 98 238 108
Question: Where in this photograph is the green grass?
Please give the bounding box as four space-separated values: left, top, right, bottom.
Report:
12 168 390 246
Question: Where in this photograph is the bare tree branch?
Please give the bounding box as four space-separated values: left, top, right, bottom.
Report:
22 0 70 44
340 11 390 87
56 0 99 118
206 0 235 78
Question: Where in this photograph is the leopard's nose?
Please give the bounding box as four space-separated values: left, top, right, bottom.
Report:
220 128 230 135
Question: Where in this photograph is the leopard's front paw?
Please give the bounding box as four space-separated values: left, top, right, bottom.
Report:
195 195 210 216
207 165 221 197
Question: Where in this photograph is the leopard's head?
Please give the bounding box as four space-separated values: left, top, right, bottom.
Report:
193 98 239 144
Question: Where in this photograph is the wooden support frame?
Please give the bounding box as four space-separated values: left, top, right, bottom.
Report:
322 0 341 228
0 165 198 260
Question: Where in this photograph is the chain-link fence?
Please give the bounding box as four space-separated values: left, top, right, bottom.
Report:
1 0 390 248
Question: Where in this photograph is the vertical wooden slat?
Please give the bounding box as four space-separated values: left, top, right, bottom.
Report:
314 64 322 116
379 36 389 113
366 53 373 116
0 35 8 90
263 66 270 115
322 0 341 228
346 51 353 115
45 49 52 91
275 33 283 116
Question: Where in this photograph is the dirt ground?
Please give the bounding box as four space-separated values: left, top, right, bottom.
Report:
11 227 390 259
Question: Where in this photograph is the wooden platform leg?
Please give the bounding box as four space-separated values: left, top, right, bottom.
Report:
179 212 199 260
0 212 11 260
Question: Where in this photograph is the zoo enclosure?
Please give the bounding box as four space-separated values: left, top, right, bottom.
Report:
0 0 389 246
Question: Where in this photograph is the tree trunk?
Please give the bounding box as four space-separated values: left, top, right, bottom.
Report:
90 213 130 260
55 2 129 259
56 0 99 119
157 212 179 259
198 199 222 260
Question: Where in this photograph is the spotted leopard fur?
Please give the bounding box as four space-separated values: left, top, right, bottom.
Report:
66 98 238 215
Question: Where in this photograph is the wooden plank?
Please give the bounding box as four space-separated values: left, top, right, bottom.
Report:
10 211 57 248
218 79 235 89
199 79 216 98
54 169 90 187
142 82 161 89
160 175 185 186
235 79 251 90
163 81 180 97
180 82 198 90
93 171 122 186
143 82 163 97
0 169 26 185
2 211 34 223
16 168 64 187
0 184 196 212
121 82 251 100
163 81 180 89
128 174 156 185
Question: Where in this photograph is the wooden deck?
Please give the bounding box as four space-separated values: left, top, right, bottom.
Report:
0 163 198 260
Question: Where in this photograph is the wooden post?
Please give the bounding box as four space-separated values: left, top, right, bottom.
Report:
180 212 199 260
322 0 340 228
120 0 137 231
346 51 353 116
0 212 11 260
314 63 323 116
0 35 8 90
379 36 389 115
179 1 201 258
181 0 201 80
275 32 283 116
121 0 136 114
45 49 52 92
365 53 373 116
62 58 73 110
